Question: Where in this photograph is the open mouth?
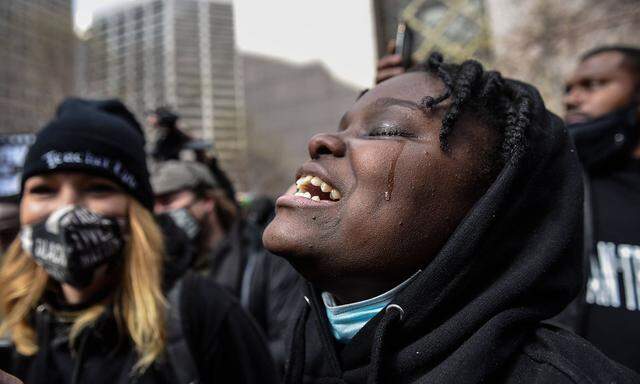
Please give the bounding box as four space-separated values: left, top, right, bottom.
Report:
294 175 342 202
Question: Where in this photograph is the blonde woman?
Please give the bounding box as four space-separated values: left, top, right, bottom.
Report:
0 99 278 384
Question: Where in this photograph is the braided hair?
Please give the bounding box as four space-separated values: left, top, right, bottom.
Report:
412 52 531 165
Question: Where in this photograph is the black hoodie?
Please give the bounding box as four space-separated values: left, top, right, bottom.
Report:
283 81 640 383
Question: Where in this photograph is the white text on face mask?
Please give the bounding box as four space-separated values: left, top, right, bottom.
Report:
34 238 68 267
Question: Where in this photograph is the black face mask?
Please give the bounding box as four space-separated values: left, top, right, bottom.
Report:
165 208 200 241
20 206 124 288
567 104 639 170
155 208 200 288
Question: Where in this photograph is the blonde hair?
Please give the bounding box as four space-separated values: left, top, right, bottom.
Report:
0 199 166 373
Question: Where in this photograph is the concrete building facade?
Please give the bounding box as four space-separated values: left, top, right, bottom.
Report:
78 0 247 188
0 0 74 134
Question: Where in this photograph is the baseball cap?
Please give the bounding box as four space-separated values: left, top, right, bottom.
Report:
151 160 219 195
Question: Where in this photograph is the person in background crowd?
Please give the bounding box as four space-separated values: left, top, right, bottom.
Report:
0 134 34 256
152 160 259 291
0 98 278 384
151 160 302 371
0 198 19 255
146 107 237 204
560 46 640 372
147 107 194 162
263 52 639 383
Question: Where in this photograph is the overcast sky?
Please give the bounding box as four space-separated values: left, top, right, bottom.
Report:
73 0 376 88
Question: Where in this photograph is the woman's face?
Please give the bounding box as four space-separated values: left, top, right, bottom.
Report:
21 171 128 225
263 72 498 303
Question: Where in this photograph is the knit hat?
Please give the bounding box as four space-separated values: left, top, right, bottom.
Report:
152 106 179 129
21 98 154 210
151 160 219 196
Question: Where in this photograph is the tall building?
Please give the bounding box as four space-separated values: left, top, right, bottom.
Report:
0 0 75 134
78 0 247 189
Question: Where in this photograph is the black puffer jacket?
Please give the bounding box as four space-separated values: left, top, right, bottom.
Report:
160 216 304 371
0 274 279 384
283 81 640 383
151 128 191 162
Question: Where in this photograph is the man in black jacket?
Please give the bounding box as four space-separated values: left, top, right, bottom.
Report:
151 160 302 371
562 46 640 372
147 107 192 162
263 53 639 383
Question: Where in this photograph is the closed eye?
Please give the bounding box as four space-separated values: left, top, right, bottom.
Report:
369 127 413 138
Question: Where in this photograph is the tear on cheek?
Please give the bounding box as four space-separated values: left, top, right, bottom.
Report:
384 142 406 201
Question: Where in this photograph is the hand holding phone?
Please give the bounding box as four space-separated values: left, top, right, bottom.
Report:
395 22 414 69
375 22 414 84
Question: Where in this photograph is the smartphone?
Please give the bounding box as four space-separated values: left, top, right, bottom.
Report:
394 21 414 69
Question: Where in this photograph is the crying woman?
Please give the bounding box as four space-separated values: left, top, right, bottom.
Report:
263 54 639 383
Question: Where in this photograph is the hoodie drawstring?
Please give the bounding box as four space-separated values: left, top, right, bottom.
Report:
284 298 310 384
368 304 404 384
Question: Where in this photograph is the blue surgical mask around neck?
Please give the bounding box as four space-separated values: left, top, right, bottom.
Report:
322 270 420 343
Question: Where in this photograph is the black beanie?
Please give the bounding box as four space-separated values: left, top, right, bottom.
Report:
21 98 154 210
153 106 179 129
